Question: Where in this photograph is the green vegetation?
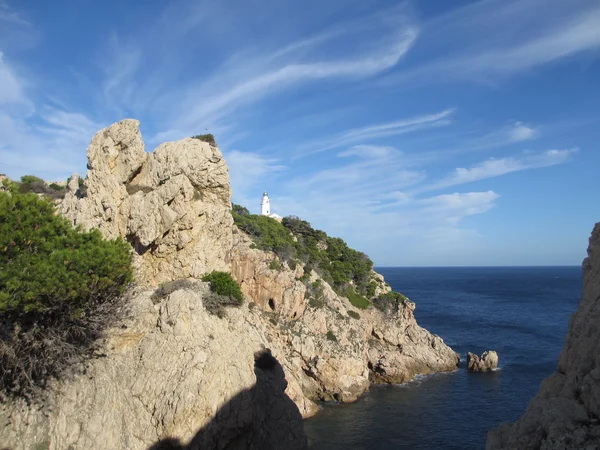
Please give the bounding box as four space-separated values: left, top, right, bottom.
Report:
232 207 411 310
373 291 409 314
8 175 68 200
269 259 281 271
232 203 249 216
191 133 217 146
347 310 360 320
326 330 337 342
0 191 133 314
201 271 244 304
0 190 133 398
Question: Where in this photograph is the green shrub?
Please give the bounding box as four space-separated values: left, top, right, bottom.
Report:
233 212 377 299
232 212 296 257
0 191 133 314
373 291 409 314
269 259 281 271
348 310 360 320
232 203 250 216
203 292 242 318
0 190 133 398
326 330 337 342
151 279 198 304
344 287 371 309
201 271 244 304
191 133 217 146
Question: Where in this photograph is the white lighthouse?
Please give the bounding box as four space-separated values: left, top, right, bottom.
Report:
261 191 271 216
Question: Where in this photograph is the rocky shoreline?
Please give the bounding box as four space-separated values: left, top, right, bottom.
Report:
0 120 459 450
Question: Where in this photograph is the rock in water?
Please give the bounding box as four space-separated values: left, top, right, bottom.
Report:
467 351 499 372
59 119 233 286
487 222 600 450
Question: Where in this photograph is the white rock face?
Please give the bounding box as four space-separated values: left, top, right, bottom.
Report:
487 222 600 450
59 119 232 285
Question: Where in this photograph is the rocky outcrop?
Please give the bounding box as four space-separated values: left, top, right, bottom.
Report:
467 351 498 372
231 229 307 320
0 119 460 450
59 120 232 285
231 231 460 402
487 223 600 450
0 286 311 450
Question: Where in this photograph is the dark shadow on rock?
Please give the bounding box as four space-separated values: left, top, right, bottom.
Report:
148 349 307 450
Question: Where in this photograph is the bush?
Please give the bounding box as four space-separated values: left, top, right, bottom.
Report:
373 291 409 314
232 212 296 257
201 271 244 304
191 133 217 146
348 310 360 320
151 279 198 303
232 203 249 216
269 259 281 271
0 190 133 398
344 287 371 309
326 330 337 342
203 292 242 318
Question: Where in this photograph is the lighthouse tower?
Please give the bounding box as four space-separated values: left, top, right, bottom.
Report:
260 192 271 216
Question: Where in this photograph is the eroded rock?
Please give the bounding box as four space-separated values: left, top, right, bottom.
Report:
59 119 233 286
467 351 499 372
487 223 600 450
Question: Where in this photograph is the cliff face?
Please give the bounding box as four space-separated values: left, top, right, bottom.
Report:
231 228 459 403
0 120 458 450
487 223 600 450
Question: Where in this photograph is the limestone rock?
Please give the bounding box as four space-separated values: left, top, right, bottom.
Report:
0 288 310 450
231 229 307 319
467 351 499 372
231 233 459 402
487 222 600 450
58 120 233 285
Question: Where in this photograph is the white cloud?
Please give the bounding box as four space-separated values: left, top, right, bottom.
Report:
0 51 25 104
385 0 600 85
225 149 286 208
298 109 454 156
420 148 577 192
508 122 537 142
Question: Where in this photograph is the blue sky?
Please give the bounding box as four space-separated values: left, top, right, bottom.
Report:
1 0 599 266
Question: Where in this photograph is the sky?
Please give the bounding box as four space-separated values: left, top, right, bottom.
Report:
1 0 599 266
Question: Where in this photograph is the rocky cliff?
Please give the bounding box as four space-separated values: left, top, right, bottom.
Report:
487 222 600 450
0 120 458 450
58 120 232 286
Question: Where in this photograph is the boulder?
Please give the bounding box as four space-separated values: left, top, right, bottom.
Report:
467 351 499 372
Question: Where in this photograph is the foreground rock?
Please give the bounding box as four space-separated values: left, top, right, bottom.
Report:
487 222 600 450
467 351 499 372
59 120 232 286
0 120 459 449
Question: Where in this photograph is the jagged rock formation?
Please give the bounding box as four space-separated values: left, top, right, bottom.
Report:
467 351 499 372
0 119 459 450
487 223 600 450
0 286 311 450
231 228 460 402
59 120 232 285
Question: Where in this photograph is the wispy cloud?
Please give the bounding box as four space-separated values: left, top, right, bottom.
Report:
420 148 577 192
0 51 25 104
384 0 600 85
296 109 454 156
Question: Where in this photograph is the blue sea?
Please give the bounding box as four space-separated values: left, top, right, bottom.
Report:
304 266 583 450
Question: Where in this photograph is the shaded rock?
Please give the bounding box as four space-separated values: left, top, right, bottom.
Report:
487 223 600 450
467 351 499 372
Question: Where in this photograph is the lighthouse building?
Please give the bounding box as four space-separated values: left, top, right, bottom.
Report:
260 192 282 221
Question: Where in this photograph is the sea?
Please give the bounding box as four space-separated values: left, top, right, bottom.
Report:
303 266 583 450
